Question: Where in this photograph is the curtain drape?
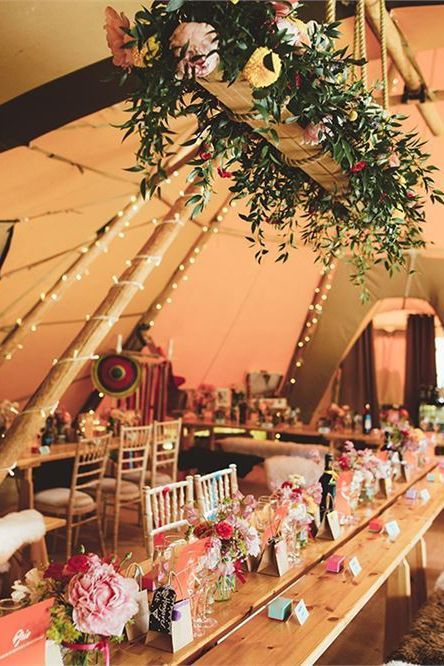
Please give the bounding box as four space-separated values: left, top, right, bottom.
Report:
374 330 406 406
339 322 380 427
404 314 437 425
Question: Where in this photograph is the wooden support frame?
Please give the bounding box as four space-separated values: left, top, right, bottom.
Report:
0 184 198 485
384 557 412 658
365 0 444 136
0 148 195 367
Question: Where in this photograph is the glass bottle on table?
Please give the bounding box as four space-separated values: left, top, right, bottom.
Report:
318 453 336 521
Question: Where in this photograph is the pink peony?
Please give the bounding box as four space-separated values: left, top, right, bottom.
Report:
104 6 133 69
276 18 311 48
303 122 325 145
273 0 300 18
170 22 219 79
388 151 400 168
68 562 138 637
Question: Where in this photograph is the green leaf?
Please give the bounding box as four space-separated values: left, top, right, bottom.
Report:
166 0 185 12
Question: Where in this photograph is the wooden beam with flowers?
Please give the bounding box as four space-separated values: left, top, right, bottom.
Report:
105 0 443 294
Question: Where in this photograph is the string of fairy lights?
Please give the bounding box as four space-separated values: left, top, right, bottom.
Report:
286 261 337 387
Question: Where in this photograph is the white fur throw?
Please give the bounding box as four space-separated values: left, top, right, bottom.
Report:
0 510 46 566
434 571 444 591
264 455 324 490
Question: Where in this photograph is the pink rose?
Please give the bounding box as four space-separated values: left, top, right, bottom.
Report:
170 22 219 79
303 122 325 145
104 6 133 69
69 563 138 637
273 0 300 18
388 151 400 168
276 18 311 48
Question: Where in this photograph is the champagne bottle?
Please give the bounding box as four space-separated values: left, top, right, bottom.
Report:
318 453 336 521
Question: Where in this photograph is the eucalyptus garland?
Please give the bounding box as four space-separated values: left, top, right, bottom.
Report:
105 0 443 292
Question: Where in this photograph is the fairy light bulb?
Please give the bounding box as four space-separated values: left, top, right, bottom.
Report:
172 283 178 289
130 195 137 203
298 342 304 348
155 303 162 310
179 264 185 271
290 378 296 384
296 361 302 368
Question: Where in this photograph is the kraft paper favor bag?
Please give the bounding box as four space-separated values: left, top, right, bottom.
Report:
125 563 150 641
316 509 341 541
146 593 193 653
256 537 290 577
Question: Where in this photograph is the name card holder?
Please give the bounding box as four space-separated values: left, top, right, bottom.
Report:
419 488 431 502
348 556 362 578
385 520 401 541
294 599 310 626
146 589 193 654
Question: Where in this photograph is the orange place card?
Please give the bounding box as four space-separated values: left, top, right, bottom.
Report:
169 539 209 600
0 598 53 666
335 472 353 516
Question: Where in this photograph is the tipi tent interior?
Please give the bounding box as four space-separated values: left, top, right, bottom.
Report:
0 1 444 664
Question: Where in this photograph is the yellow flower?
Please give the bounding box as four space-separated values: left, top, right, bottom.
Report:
348 109 358 121
243 47 282 88
131 35 160 68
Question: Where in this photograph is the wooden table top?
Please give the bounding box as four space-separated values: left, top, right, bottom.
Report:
196 471 444 666
182 419 383 447
16 439 120 469
111 461 438 666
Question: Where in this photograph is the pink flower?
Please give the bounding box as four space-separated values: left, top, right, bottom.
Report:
388 151 400 168
104 6 133 69
68 563 138 636
170 22 219 79
303 122 325 146
215 521 234 540
276 18 311 48
272 0 300 18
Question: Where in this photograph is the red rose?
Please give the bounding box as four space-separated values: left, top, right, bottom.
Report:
294 72 302 88
338 456 350 471
217 167 232 179
44 562 66 581
281 480 293 488
64 553 98 577
350 161 367 174
194 522 213 539
215 521 234 540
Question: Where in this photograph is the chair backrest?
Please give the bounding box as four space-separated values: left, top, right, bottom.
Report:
118 425 152 492
71 434 111 498
151 419 182 485
194 464 238 518
143 476 194 559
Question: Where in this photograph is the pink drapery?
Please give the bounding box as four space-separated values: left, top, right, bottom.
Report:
118 361 170 424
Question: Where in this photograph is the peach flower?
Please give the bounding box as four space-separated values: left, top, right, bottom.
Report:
277 18 311 48
68 562 138 636
303 122 325 145
388 151 400 168
170 22 219 79
272 0 300 18
104 6 133 68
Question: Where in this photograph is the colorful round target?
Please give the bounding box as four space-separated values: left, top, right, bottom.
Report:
92 353 141 398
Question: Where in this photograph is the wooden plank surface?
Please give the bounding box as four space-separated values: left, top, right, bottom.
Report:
112 462 438 666
195 474 444 666
16 438 119 469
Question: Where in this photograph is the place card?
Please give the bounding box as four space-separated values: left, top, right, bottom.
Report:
348 556 362 578
385 520 401 541
426 473 435 482
419 488 431 502
146 598 193 653
149 586 177 634
294 599 310 626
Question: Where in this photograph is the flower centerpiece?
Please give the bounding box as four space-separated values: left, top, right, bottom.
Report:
335 441 385 506
387 423 428 466
271 474 321 559
185 492 260 601
105 1 443 295
12 551 139 665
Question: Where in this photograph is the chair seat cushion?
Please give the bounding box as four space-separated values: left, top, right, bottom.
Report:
34 488 96 516
98 478 140 500
123 470 173 486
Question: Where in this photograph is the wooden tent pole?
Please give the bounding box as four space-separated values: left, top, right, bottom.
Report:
0 184 197 484
0 149 196 367
364 0 444 136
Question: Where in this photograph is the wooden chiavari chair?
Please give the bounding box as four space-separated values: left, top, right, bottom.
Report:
194 464 238 518
143 476 194 560
150 419 182 486
34 434 110 558
100 425 151 553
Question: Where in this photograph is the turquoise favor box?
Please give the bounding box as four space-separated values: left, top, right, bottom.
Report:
268 597 292 621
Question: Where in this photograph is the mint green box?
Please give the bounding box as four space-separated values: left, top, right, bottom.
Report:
268 597 292 621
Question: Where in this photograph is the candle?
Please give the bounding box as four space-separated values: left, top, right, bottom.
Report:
167 339 174 360
116 334 123 354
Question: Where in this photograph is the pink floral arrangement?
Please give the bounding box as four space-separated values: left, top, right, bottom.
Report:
272 474 322 517
388 423 427 456
335 441 384 481
186 492 260 581
12 551 139 657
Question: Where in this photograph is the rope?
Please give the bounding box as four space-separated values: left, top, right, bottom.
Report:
325 0 336 24
379 0 389 110
357 0 368 89
352 12 360 82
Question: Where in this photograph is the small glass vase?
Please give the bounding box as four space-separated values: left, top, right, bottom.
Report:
61 641 108 666
214 574 235 602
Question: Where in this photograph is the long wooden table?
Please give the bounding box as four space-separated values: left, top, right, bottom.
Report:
182 419 383 451
196 472 444 665
112 461 440 666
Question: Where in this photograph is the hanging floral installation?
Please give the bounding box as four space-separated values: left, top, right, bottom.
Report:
105 0 443 291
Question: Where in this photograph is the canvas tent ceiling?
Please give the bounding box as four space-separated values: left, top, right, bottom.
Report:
0 1 444 422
